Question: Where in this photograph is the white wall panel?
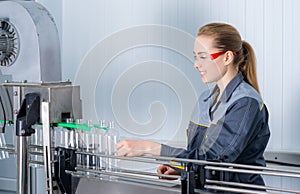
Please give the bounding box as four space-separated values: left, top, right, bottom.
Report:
263 0 284 150
194 0 211 27
282 0 300 151
245 0 265 95
227 0 246 35
210 0 229 22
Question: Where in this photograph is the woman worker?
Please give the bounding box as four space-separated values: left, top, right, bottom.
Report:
116 22 270 187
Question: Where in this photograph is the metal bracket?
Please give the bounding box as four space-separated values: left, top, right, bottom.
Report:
16 93 40 136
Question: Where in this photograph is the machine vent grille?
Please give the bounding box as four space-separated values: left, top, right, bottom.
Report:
0 19 19 67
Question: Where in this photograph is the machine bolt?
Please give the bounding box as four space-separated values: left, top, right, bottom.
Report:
13 91 18 96
211 170 216 175
21 130 25 135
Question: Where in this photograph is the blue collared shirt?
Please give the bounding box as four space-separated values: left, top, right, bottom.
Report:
161 72 270 186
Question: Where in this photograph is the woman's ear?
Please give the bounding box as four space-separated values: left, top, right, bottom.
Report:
224 51 234 66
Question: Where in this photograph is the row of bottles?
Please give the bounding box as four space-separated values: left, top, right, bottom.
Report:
30 119 120 171
0 133 9 160
0 122 9 160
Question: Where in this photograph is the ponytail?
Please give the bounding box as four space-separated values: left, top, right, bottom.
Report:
238 41 260 94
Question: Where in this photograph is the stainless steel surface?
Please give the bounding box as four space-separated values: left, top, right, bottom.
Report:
42 102 53 194
206 180 300 194
264 150 300 166
0 1 61 82
13 85 22 194
204 166 300 179
203 185 270 194
76 166 181 185
3 82 83 123
72 172 181 194
17 136 30 194
0 176 16 194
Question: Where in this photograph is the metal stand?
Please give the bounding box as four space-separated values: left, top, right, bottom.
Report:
17 136 30 194
42 102 54 194
15 92 40 194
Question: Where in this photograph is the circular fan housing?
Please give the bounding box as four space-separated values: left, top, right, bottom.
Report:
0 19 19 67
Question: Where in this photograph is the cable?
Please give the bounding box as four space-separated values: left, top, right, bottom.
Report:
5 87 13 117
0 90 6 132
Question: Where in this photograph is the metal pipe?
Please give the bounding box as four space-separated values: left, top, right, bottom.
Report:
0 146 16 154
206 180 300 194
14 86 24 194
29 144 55 151
76 151 163 165
5 143 15 148
0 147 47 158
29 160 44 166
205 166 300 179
118 168 180 180
3 82 71 87
75 166 181 186
204 185 271 194
29 151 43 156
140 155 300 175
76 153 300 178
29 144 43 149
17 136 30 194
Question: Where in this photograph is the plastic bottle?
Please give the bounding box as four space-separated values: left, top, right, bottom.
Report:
75 119 86 168
97 120 108 170
99 120 108 170
87 120 96 169
106 121 119 171
66 118 75 149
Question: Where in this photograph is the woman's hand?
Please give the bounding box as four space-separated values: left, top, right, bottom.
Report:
157 165 180 180
116 140 161 157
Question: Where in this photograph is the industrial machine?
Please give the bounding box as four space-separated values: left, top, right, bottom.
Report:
0 1 300 194
0 1 81 193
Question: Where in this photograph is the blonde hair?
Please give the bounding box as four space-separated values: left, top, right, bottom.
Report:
198 23 260 94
